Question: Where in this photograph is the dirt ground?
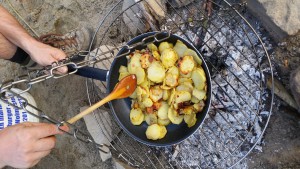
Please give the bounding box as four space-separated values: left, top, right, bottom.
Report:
246 32 300 168
0 0 300 169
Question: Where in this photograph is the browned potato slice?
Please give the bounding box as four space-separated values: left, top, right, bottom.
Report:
161 48 178 69
179 106 194 115
180 71 192 78
145 113 158 125
168 107 184 124
178 55 195 75
130 108 144 125
147 61 166 83
165 66 179 87
140 53 151 69
149 85 163 102
183 48 202 65
184 113 197 127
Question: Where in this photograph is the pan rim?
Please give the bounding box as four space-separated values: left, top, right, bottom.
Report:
107 31 212 147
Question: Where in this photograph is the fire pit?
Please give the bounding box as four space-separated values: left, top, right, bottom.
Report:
86 0 274 168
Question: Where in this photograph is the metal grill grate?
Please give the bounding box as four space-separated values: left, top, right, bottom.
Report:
85 0 274 168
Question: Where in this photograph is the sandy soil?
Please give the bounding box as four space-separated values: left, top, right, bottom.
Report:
0 0 299 169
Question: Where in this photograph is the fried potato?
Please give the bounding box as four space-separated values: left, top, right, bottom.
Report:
130 108 144 125
191 68 206 90
179 106 194 115
140 53 151 69
176 84 192 94
159 42 172 53
184 113 197 127
174 40 188 58
133 67 146 85
152 50 160 60
183 48 202 65
168 107 184 124
147 61 166 83
158 118 171 126
175 91 192 103
149 85 163 102
128 52 142 74
157 101 169 119
161 48 178 69
193 100 205 113
178 55 195 75
158 125 167 139
142 97 153 107
146 124 161 140
145 113 158 125
162 89 170 101
119 65 128 73
147 43 158 51
118 72 130 81
165 66 179 87
192 88 206 100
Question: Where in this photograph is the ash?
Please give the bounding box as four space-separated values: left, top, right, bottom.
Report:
159 1 273 168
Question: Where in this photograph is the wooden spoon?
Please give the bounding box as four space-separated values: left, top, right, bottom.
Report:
67 74 137 124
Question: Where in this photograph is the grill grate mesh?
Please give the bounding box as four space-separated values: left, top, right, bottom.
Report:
85 0 274 168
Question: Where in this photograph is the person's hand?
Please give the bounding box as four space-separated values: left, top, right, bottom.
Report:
27 41 68 74
0 122 63 168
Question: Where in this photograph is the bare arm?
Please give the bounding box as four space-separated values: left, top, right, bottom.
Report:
0 5 67 72
0 5 37 54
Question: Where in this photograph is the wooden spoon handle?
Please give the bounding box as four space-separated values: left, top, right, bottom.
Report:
67 94 114 124
67 87 127 124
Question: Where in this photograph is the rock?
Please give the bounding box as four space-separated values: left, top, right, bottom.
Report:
246 0 300 42
290 67 300 112
168 0 194 8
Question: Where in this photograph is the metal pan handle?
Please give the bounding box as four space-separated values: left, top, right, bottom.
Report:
67 65 108 82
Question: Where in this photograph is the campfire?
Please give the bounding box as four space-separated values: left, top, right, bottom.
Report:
87 0 274 168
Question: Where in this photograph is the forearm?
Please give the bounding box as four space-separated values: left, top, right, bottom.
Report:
0 5 38 54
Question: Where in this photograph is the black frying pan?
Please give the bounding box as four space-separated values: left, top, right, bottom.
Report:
71 32 212 146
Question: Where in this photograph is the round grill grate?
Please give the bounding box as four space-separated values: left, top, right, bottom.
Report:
86 0 274 168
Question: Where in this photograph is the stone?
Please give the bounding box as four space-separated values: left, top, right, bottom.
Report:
246 0 300 42
290 66 300 112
